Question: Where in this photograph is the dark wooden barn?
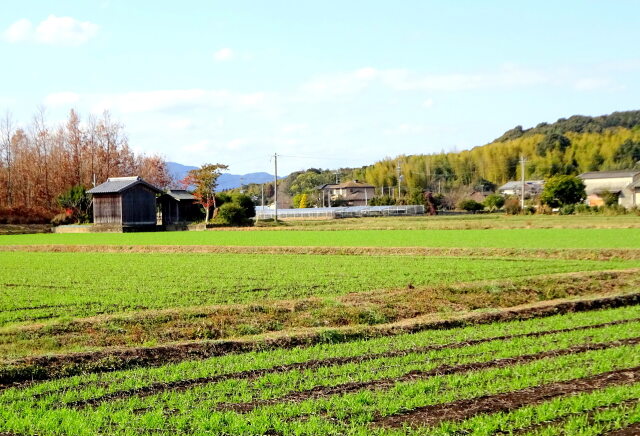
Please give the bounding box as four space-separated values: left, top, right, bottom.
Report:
159 190 201 225
87 176 162 228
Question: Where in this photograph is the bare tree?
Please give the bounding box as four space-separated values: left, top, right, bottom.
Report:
0 111 14 206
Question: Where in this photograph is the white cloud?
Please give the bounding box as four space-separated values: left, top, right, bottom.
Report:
90 89 270 114
44 91 80 106
3 19 33 43
3 15 99 46
214 48 234 61
298 64 614 99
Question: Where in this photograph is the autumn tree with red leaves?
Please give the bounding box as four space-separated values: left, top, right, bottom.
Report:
181 163 228 222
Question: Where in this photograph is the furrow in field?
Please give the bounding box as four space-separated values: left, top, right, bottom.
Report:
511 397 640 435
61 317 640 409
3 292 639 387
604 422 640 435
373 366 640 429
215 337 640 413
3 244 640 260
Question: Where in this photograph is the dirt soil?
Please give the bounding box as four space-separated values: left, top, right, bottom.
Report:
3 244 640 260
61 317 640 409
604 423 640 435
216 336 640 413
374 366 640 428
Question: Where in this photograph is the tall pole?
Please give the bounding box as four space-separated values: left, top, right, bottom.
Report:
261 183 264 208
274 153 278 222
396 162 401 199
520 155 526 210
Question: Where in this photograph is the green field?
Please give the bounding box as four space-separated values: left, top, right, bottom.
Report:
2 251 638 328
2 227 640 248
2 216 640 434
1 305 639 435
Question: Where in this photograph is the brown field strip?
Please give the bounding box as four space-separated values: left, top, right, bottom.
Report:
62 318 640 409
2 244 640 260
3 292 640 388
605 422 640 435
215 337 640 413
374 366 640 429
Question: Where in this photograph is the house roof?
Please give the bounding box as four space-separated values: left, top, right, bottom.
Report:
333 180 375 189
87 176 163 194
497 180 544 190
317 183 338 190
579 170 640 180
164 189 196 201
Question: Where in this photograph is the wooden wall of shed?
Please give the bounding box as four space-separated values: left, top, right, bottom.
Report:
121 185 157 225
93 194 122 224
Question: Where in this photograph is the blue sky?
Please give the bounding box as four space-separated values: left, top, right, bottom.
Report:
2 1 640 175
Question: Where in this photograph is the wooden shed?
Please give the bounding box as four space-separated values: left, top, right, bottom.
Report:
87 176 162 228
159 190 200 225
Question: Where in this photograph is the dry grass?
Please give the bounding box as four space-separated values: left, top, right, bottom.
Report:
2 269 638 360
2 244 640 261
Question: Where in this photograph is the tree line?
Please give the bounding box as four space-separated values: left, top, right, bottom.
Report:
0 108 171 219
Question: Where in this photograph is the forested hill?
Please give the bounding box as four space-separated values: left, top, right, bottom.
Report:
349 110 640 191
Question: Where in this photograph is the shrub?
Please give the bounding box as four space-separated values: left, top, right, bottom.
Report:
483 194 505 211
369 195 395 206
216 203 249 226
574 203 592 214
559 204 575 215
233 194 256 218
57 185 92 223
504 198 522 215
457 199 484 212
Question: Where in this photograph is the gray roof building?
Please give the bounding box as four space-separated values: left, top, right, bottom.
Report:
87 176 162 194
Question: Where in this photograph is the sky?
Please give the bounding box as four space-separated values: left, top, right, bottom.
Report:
2 1 640 175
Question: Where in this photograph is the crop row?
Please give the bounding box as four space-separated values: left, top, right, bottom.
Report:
2 344 639 435
2 305 640 434
1 228 639 249
3 251 637 326
5 304 639 399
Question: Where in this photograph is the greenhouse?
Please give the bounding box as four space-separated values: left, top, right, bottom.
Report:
255 205 425 220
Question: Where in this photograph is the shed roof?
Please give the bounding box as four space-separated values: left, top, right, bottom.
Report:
579 170 640 180
87 176 163 194
164 189 196 201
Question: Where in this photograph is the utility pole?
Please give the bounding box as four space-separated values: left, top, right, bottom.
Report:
261 183 264 208
273 153 278 222
520 154 527 210
396 162 402 199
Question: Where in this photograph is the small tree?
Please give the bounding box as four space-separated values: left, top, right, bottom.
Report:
483 194 505 211
57 185 92 223
504 197 522 215
540 175 586 208
180 163 228 222
298 193 311 208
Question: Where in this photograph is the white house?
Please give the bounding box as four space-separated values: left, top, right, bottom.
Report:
497 180 544 198
579 170 640 208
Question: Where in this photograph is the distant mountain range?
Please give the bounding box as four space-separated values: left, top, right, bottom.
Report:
167 162 280 191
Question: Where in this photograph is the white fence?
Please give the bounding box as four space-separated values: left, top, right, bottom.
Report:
255 205 425 220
